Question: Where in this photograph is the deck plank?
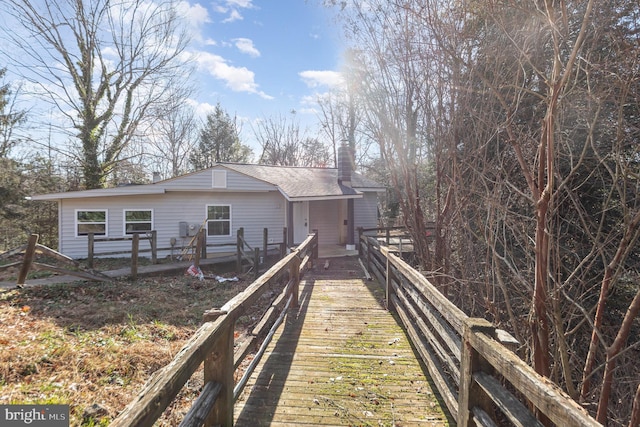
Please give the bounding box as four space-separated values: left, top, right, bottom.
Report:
234 256 451 426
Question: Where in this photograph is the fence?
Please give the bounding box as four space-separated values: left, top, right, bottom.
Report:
0 234 110 285
110 232 318 427
85 227 288 279
360 233 600 426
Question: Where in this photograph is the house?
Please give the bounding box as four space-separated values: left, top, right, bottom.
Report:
30 147 385 259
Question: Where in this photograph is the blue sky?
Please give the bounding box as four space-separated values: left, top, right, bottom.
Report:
182 0 346 143
0 0 347 159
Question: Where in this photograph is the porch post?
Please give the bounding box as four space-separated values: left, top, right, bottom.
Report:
286 201 294 247
347 198 355 249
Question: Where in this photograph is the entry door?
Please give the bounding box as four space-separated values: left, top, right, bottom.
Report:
293 201 309 244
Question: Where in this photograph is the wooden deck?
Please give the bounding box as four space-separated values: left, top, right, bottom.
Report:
234 256 451 426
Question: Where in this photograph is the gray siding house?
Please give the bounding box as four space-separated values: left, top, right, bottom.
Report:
30 157 385 260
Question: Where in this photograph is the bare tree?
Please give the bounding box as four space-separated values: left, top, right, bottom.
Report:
1 0 191 189
255 112 330 167
332 0 640 423
336 0 444 277
146 102 197 179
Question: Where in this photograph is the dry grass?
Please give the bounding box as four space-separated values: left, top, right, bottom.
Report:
0 265 279 426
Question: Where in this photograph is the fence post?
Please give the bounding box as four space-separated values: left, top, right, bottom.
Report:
282 227 287 252
236 228 243 273
385 255 393 311
17 234 39 286
131 233 139 280
201 228 207 260
357 227 363 257
386 227 390 246
263 228 268 262
204 321 234 427
151 230 157 264
253 247 260 279
311 229 318 268
458 318 496 427
289 254 300 308
195 229 204 269
366 237 372 272
88 233 94 268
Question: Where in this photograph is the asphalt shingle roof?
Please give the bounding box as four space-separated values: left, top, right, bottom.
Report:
220 163 384 199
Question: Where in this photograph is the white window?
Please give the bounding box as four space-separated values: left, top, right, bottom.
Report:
212 170 227 188
76 210 107 236
124 209 153 235
207 205 231 236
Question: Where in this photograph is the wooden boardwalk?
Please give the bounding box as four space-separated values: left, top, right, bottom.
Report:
234 256 451 426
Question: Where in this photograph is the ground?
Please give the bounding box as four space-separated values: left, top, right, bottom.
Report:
0 260 281 426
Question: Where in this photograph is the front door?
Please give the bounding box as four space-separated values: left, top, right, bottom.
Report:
293 201 309 244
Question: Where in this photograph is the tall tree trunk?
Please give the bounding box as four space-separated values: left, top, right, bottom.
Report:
596 287 640 423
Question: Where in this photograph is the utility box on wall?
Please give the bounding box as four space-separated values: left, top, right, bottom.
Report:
179 221 200 237
179 221 189 238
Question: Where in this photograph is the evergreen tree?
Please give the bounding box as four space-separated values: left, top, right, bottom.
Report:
0 67 26 158
190 104 252 170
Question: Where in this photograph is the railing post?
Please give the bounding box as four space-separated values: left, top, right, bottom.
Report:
17 234 39 286
458 318 496 427
151 230 157 264
357 227 363 257
254 247 260 279
366 237 372 272
204 321 234 427
236 228 243 273
385 255 393 311
88 233 94 268
201 228 207 260
312 229 318 268
131 233 139 281
386 227 390 246
282 227 288 252
263 228 268 262
195 229 204 268
289 254 300 308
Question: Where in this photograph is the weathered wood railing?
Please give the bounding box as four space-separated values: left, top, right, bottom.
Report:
87 231 158 268
236 227 291 279
110 232 318 427
0 234 111 285
360 234 601 427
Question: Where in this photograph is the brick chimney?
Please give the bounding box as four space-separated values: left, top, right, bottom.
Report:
337 143 354 186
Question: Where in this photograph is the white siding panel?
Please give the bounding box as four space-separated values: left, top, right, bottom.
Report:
354 192 379 242
309 200 340 245
59 191 285 259
161 169 275 192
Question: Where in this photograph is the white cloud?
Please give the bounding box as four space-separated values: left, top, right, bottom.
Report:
226 0 254 8
223 9 243 23
175 2 211 43
233 38 260 57
299 70 344 88
213 0 255 23
193 50 272 99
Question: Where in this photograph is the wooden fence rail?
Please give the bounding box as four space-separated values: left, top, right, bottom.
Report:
359 233 600 427
0 234 111 285
110 232 318 427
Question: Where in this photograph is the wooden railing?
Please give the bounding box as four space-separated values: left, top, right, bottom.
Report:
110 232 318 427
0 234 111 285
360 234 601 427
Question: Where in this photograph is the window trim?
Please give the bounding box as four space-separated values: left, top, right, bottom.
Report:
206 204 232 237
123 209 154 235
75 209 108 237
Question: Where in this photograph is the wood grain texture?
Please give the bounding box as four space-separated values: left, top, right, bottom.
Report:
234 256 451 426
